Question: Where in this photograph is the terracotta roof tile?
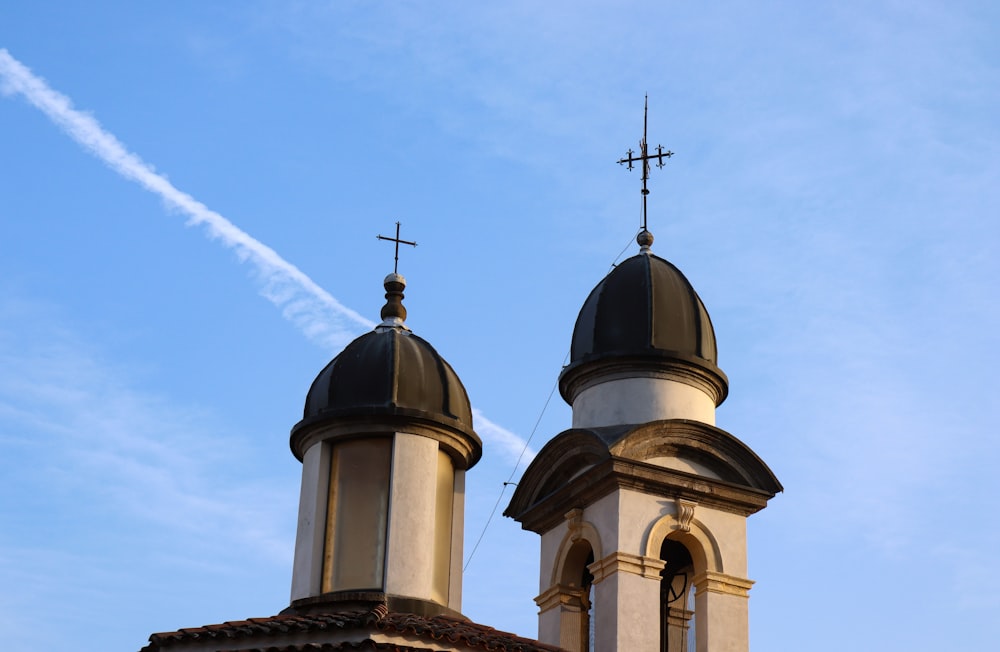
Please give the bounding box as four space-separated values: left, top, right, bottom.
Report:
226 642 431 652
142 610 566 652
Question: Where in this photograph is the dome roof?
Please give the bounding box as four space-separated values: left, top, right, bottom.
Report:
297 326 474 434
291 272 476 450
560 246 728 404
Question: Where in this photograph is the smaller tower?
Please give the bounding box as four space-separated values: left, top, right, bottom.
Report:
287 268 482 618
141 236 564 652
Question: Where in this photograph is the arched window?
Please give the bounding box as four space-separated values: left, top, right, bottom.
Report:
659 538 695 652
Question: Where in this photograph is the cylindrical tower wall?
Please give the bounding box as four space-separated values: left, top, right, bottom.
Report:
571 376 716 428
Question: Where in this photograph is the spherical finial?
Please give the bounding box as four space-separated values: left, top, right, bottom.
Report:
637 229 654 253
379 272 408 327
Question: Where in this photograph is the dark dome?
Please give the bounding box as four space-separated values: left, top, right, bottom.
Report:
560 251 728 403
298 326 474 434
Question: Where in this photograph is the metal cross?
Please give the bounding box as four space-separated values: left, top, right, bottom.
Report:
376 222 417 274
617 95 672 232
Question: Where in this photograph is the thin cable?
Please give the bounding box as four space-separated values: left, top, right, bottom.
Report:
609 229 640 273
504 354 564 485
463 233 639 571
604 194 645 273
463 350 567 572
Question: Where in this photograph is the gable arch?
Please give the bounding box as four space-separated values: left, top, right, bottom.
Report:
643 512 723 574
609 420 783 494
506 429 612 523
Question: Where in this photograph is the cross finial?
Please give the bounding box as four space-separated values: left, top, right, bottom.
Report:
617 95 672 239
376 221 417 274
375 222 417 328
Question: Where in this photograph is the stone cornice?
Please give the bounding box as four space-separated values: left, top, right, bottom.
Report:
534 584 588 613
589 551 665 582
691 571 754 598
560 353 728 407
509 456 774 534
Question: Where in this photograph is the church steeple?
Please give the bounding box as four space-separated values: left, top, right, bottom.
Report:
506 102 780 652
287 227 481 618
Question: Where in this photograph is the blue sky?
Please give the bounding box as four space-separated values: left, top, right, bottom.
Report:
1 2 998 650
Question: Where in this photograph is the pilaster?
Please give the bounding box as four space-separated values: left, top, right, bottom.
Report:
385 433 440 603
589 552 665 652
290 440 331 601
692 571 754 652
535 584 590 651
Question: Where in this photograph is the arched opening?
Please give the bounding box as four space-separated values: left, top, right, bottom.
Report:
660 538 695 652
556 539 596 652
581 550 594 652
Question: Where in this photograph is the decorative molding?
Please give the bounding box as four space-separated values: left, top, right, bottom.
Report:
534 585 562 612
565 508 584 541
676 498 697 532
691 571 754 598
534 584 587 613
643 511 724 574
589 551 665 583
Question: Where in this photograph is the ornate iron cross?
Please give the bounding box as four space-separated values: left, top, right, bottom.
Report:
617 96 672 233
376 222 417 274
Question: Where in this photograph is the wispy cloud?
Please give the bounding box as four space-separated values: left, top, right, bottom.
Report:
472 408 535 469
0 48 373 351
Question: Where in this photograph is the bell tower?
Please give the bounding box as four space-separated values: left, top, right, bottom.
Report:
506 230 781 651
506 102 780 652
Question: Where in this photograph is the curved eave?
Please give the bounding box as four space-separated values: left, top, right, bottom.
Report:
504 427 617 519
505 420 781 531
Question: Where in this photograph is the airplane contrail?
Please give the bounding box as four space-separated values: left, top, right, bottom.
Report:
0 48 536 463
0 48 374 351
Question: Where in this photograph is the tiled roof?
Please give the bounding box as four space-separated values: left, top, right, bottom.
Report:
142 609 566 652
226 643 435 652
226 643 430 652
